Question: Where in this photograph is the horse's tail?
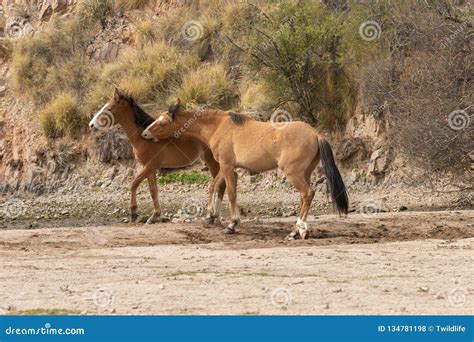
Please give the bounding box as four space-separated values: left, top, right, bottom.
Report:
318 137 349 216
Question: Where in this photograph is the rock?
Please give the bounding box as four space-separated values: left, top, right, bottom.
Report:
370 149 381 161
368 148 394 176
40 0 68 21
98 41 121 62
94 129 133 163
0 85 6 96
5 17 34 39
336 137 368 162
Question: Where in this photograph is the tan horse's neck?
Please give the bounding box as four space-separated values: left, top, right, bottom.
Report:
173 109 228 144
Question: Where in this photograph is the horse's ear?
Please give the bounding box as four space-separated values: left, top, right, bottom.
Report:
113 87 121 101
168 99 183 121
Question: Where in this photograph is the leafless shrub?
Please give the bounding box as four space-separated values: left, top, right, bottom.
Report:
358 1 473 172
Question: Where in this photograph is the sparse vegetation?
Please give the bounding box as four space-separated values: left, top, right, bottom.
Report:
11 18 94 105
0 38 12 61
158 170 211 185
116 0 149 11
76 0 115 26
6 0 472 174
38 92 82 138
134 19 158 47
9 308 81 315
89 41 196 109
171 63 237 108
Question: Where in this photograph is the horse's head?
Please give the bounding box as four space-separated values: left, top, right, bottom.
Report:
142 99 183 141
89 88 131 131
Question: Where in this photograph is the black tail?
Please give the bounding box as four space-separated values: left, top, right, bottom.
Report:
318 138 349 216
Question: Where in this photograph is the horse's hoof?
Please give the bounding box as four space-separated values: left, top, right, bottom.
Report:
130 213 139 223
203 216 215 225
298 227 309 240
286 230 299 241
202 216 222 227
224 226 236 234
145 215 157 224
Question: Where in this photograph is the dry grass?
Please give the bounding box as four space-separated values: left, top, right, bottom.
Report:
0 38 12 61
11 18 95 105
76 0 115 25
238 79 275 114
133 19 158 47
88 41 196 111
171 63 236 108
38 92 82 138
116 0 149 10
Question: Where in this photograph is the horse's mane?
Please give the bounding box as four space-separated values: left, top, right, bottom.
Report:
118 91 155 128
168 102 185 121
228 112 248 125
166 102 251 126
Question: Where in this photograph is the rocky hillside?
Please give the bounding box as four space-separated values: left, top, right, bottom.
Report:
0 0 472 199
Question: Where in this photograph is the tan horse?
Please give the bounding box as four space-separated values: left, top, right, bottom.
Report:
89 89 226 224
141 100 348 239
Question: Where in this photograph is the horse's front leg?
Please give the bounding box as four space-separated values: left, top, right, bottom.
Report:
222 165 240 234
130 164 155 223
145 171 161 224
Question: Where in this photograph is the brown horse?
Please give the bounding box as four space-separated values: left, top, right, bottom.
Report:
89 89 226 224
141 100 348 239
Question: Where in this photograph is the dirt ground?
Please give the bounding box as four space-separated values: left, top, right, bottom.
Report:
0 210 472 315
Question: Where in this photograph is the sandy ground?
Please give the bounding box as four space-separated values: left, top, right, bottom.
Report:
0 210 473 315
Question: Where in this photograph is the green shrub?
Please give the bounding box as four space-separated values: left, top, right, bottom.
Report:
223 1 357 129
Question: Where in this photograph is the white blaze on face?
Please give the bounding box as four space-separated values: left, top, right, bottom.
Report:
89 103 115 130
142 116 165 140
141 121 156 139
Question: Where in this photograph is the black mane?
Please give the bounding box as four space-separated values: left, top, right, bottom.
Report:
118 91 155 128
168 103 184 121
229 112 246 125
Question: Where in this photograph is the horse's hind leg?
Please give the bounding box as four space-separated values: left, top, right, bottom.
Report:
285 170 315 240
145 171 161 224
221 165 240 234
205 172 226 225
202 149 226 225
